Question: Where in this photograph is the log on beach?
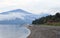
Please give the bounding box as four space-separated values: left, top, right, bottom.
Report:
27 25 60 38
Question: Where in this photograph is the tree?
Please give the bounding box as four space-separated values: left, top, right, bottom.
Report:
55 12 60 18
32 12 60 25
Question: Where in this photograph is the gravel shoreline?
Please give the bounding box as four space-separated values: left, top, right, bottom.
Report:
27 25 60 38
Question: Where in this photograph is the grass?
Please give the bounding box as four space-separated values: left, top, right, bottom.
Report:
44 22 60 26
33 22 60 26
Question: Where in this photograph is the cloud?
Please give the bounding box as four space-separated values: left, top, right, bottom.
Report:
0 12 26 20
0 0 60 14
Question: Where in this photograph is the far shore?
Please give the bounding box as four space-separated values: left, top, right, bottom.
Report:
27 25 60 38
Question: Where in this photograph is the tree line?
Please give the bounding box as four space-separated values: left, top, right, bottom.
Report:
32 12 60 25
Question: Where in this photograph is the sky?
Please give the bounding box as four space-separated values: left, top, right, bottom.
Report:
0 0 60 15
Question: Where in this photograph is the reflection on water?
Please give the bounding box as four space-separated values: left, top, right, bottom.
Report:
0 25 31 38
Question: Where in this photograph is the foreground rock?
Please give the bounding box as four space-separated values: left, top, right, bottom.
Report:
27 25 60 38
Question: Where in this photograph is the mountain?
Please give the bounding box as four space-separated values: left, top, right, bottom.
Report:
0 9 31 14
0 9 49 25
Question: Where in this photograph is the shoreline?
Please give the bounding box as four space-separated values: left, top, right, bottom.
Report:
27 25 60 38
24 25 31 38
25 27 31 38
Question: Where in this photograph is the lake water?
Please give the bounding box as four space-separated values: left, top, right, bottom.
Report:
0 25 31 38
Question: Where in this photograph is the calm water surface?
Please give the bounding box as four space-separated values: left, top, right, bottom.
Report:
0 25 31 38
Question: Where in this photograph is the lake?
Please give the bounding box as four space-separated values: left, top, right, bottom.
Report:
0 25 31 38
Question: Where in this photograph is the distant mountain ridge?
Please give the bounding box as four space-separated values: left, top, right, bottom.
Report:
0 9 31 14
0 9 49 25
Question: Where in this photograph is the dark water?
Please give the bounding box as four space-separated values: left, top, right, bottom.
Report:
0 25 31 38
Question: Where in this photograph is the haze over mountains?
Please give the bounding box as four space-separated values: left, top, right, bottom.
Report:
0 9 49 25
